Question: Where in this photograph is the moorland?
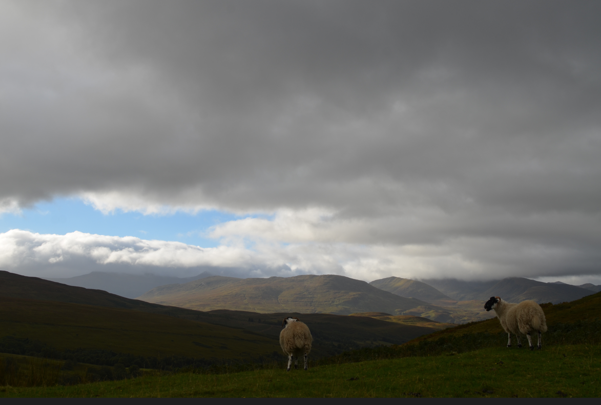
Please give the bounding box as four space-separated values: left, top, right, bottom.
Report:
1 270 600 397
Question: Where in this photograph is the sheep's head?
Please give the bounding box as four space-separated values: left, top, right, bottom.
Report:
484 296 500 311
282 317 299 328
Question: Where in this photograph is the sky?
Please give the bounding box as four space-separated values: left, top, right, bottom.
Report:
1 0 601 285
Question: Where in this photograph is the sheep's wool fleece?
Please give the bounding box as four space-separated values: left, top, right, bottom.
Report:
280 321 313 355
503 300 548 335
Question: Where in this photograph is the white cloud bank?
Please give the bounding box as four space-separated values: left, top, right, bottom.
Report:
3 208 601 285
0 228 504 281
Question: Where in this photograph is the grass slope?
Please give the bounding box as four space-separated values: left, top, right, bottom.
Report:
0 296 278 362
349 312 455 331
0 271 441 363
0 270 179 313
2 292 601 397
2 344 599 397
201 310 438 351
399 290 601 346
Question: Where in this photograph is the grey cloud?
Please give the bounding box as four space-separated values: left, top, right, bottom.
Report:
2 0 601 282
4 0 601 209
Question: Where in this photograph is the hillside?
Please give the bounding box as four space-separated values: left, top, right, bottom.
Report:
198 310 440 352
3 273 601 398
403 290 601 346
0 295 279 362
369 276 495 323
417 278 499 301
0 271 442 362
137 274 447 316
350 312 455 331
369 277 454 305
0 271 164 311
46 271 214 299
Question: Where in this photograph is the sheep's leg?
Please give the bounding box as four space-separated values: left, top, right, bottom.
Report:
506 332 511 348
516 334 522 348
303 353 308 370
537 331 542 349
287 355 293 371
294 357 298 369
526 333 533 350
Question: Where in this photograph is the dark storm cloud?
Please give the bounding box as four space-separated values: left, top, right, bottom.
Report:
1 0 601 282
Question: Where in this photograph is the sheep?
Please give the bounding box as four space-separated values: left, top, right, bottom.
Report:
484 296 548 350
279 317 313 371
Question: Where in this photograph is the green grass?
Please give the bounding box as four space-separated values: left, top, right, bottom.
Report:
2 278 600 397
0 354 146 388
2 343 599 397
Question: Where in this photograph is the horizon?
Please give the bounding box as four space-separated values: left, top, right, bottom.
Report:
13 268 599 289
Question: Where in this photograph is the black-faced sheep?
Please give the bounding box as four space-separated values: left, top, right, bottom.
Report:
279 317 313 371
484 296 548 350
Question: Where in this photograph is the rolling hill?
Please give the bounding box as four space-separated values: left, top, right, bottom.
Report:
349 312 455 331
0 271 445 363
368 275 596 323
137 274 448 316
0 295 279 362
368 276 496 323
46 271 214 299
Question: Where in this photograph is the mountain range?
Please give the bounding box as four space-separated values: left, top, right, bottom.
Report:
137 274 443 315
416 276 595 304
138 273 597 323
35 271 600 324
574 283 601 293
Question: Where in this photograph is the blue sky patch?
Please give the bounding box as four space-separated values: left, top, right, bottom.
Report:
0 197 261 248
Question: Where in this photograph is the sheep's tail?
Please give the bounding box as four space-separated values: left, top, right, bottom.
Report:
530 307 548 333
538 314 548 333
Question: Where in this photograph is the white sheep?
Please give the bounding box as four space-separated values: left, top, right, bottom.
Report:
279 317 313 371
484 296 548 350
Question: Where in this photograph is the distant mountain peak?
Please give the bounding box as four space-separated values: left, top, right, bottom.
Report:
369 276 454 305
